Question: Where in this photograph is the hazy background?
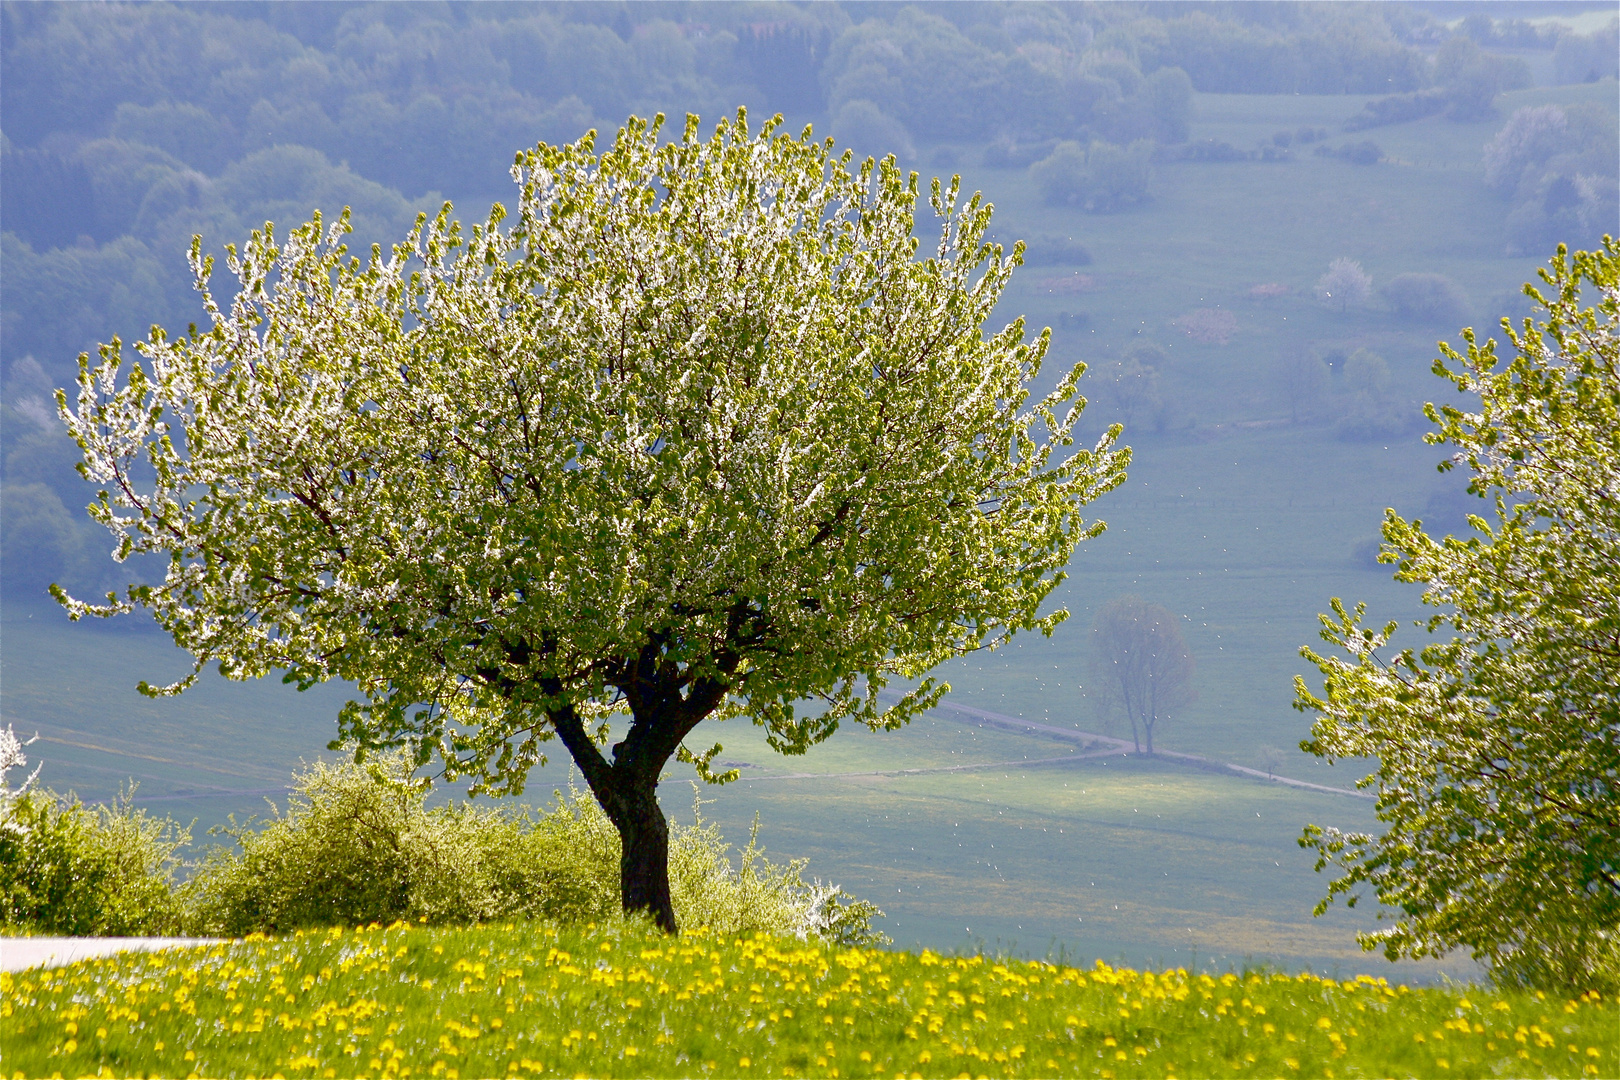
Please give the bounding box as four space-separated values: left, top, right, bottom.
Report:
3 0 1617 980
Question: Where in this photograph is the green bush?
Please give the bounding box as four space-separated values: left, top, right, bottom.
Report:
1 725 882 943
179 757 531 934
1030 139 1153 211
182 754 886 946
0 787 190 936
2 724 190 936
1380 272 1472 324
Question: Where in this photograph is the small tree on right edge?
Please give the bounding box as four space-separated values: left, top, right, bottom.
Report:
1088 595 1196 755
1297 241 1620 993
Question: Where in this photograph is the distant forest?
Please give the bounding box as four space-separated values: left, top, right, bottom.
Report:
3 0 1618 603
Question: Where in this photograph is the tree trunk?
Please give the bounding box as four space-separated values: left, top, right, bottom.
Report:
540 663 732 936
1122 687 1142 754
606 769 677 933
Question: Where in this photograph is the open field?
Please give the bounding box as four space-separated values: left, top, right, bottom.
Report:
3 922 1612 1079
976 84 1620 421
690 722 1473 981
2 594 1474 982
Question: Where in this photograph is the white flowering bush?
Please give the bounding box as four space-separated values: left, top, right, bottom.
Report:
1314 257 1372 312
1483 105 1570 193
1 729 190 936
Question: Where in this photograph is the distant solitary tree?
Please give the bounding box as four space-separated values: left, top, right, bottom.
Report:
1087 596 1196 755
1275 351 1330 423
1342 348 1392 403
1380 272 1472 325
1031 139 1154 212
1315 257 1372 313
1098 358 1163 431
1145 66 1193 144
54 112 1129 934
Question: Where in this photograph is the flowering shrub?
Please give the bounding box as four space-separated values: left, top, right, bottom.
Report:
1171 308 1238 345
0 726 189 936
2 745 881 945
2 921 1613 1078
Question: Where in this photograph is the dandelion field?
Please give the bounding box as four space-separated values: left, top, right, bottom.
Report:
2 922 1613 1079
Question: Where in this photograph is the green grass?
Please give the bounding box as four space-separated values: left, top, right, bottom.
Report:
695 731 1476 982
3 922 1613 1079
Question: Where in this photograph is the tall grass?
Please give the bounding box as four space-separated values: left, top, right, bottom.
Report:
2 920 1611 1078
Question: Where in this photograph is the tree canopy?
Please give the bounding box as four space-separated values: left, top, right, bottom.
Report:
1087 594 1195 755
1297 240 1620 991
57 112 1127 930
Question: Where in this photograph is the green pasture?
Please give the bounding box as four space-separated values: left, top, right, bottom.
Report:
3 922 1612 1079
966 84 1616 421
2 594 1476 981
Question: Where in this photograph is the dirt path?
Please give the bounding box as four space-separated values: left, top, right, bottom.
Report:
730 698 1374 799
1 937 226 973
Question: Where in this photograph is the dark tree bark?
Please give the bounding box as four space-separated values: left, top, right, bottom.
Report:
609 768 675 931
540 655 734 934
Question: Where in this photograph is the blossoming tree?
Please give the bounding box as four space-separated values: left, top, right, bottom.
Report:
1298 241 1619 990
56 112 1128 931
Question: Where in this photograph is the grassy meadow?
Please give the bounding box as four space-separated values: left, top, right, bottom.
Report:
3 922 1613 1079
3 80 1615 981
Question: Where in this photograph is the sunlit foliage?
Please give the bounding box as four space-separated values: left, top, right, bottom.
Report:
54 110 1126 930
1298 242 1620 992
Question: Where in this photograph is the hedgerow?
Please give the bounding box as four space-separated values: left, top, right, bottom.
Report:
2 745 882 947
